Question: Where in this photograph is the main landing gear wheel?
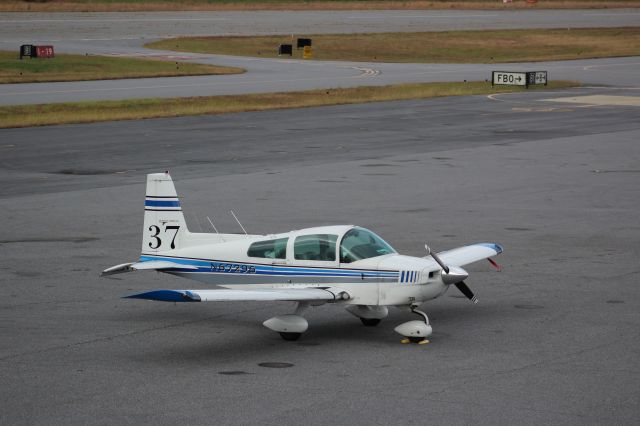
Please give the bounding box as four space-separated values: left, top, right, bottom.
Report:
360 318 382 327
279 332 302 341
264 304 310 341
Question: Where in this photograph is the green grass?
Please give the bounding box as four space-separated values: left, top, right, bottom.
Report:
147 27 640 63
0 50 244 84
0 80 578 128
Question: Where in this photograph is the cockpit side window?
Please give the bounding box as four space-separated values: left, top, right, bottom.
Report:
294 234 338 261
247 237 288 259
340 228 396 263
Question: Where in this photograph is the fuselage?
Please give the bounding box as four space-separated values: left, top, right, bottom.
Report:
141 225 448 306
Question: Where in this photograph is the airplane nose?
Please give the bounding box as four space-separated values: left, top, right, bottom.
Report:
441 266 468 285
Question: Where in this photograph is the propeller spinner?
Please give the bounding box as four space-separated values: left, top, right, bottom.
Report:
425 244 477 304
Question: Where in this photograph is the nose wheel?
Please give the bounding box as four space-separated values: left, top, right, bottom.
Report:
394 306 432 344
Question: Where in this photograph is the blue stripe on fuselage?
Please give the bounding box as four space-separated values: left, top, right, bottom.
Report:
139 254 399 279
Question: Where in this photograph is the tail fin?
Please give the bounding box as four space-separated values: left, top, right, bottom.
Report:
142 172 189 254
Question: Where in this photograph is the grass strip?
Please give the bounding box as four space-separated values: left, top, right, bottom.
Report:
0 80 578 129
147 27 640 64
0 51 244 84
3 1 639 12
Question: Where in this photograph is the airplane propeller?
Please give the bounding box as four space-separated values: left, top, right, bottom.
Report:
425 244 478 304
454 281 478 304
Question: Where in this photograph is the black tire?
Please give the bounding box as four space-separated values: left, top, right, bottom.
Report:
279 332 302 341
360 318 381 327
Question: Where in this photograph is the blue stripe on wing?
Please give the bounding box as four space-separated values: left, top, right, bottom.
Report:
145 200 181 207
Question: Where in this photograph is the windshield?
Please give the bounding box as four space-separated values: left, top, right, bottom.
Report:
340 227 396 263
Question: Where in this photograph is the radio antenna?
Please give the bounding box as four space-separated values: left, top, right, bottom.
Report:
230 210 248 236
207 216 225 241
206 216 219 234
193 214 203 232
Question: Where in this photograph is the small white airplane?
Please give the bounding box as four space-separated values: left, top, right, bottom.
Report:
103 172 503 344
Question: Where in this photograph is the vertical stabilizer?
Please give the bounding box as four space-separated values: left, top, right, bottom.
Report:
142 172 189 254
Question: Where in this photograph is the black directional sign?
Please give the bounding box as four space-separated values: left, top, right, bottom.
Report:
527 71 548 86
278 44 293 56
297 38 312 49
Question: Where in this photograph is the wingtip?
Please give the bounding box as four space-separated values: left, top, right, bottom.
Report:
477 242 503 254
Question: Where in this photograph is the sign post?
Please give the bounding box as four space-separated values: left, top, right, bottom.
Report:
297 38 312 49
35 45 55 58
19 44 54 59
278 44 293 56
20 44 34 59
302 46 313 59
528 71 548 86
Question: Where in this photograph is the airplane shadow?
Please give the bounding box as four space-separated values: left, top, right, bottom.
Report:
120 301 514 366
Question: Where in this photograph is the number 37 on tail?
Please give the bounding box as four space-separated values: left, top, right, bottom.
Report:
103 172 503 344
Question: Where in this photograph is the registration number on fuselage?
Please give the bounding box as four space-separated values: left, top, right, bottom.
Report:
210 262 256 274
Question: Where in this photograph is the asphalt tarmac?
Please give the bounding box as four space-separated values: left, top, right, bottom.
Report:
1 86 639 424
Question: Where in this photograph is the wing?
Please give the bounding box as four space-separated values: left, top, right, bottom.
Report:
101 260 197 276
124 288 348 303
435 242 503 267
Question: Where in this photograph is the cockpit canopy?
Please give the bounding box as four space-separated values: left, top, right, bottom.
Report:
339 227 396 263
246 226 396 264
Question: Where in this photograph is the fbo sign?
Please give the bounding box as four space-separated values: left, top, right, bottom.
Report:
492 70 548 88
492 71 527 86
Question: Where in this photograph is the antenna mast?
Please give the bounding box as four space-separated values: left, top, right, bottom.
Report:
229 210 248 236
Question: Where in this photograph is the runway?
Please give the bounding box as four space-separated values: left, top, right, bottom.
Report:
1 10 639 105
1 86 639 424
2 9 639 44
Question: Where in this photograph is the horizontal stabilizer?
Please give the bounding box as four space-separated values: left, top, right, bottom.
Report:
101 260 198 276
124 288 348 303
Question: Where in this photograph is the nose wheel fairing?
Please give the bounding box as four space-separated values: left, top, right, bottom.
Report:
394 306 432 344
